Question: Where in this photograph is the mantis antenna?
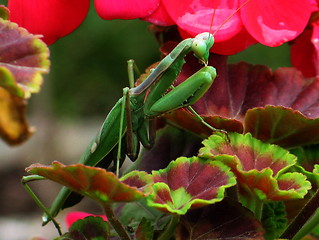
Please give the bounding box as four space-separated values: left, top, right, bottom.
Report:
212 0 251 36
203 0 251 64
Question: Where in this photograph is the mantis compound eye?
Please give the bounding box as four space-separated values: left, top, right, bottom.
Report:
192 32 214 64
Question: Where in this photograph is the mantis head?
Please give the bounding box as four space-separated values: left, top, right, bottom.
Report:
192 32 214 65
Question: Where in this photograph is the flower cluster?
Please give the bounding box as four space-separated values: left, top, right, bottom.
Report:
7 0 319 77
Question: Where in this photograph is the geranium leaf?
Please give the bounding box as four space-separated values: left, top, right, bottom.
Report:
116 199 163 234
0 18 50 98
166 108 243 138
137 126 202 173
245 106 319 148
199 133 297 177
147 156 236 214
69 216 109 239
26 162 151 204
292 145 319 172
199 133 311 201
0 87 33 144
120 170 153 195
135 218 154 240
162 50 319 148
261 201 287 240
290 145 319 188
176 197 265 240
0 5 9 20
62 216 109 240
0 18 49 145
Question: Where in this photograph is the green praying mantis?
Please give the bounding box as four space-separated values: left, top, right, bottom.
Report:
22 0 253 234
22 31 220 233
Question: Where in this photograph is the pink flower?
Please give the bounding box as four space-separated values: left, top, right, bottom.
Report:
8 0 90 45
65 211 108 228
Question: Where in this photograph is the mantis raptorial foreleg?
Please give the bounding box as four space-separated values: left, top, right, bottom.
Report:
25 32 221 229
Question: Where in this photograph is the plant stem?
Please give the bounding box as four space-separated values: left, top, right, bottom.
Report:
254 198 263 221
281 189 319 240
292 208 319 240
102 204 131 240
157 215 180 240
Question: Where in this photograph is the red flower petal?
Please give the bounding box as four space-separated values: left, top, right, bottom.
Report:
95 0 160 20
291 22 319 78
211 28 257 54
65 211 107 228
161 0 245 42
179 27 257 55
241 0 313 47
8 0 90 45
142 3 175 26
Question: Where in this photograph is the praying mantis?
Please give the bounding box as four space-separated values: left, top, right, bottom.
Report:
22 31 219 232
22 0 253 235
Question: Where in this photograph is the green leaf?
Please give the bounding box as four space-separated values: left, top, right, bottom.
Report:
116 199 163 232
147 156 236 214
0 5 9 20
314 164 319 175
291 145 319 188
135 218 154 240
26 162 151 205
262 201 287 240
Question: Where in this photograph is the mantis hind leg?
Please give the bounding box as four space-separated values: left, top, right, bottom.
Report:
113 87 142 176
186 105 229 137
22 175 62 235
124 88 141 163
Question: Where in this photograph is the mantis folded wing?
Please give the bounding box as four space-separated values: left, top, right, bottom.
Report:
24 32 219 229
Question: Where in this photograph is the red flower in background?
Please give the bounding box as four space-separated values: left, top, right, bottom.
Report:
95 0 315 55
65 211 107 228
8 0 90 45
7 0 317 57
291 15 319 78
163 0 316 54
94 0 174 26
